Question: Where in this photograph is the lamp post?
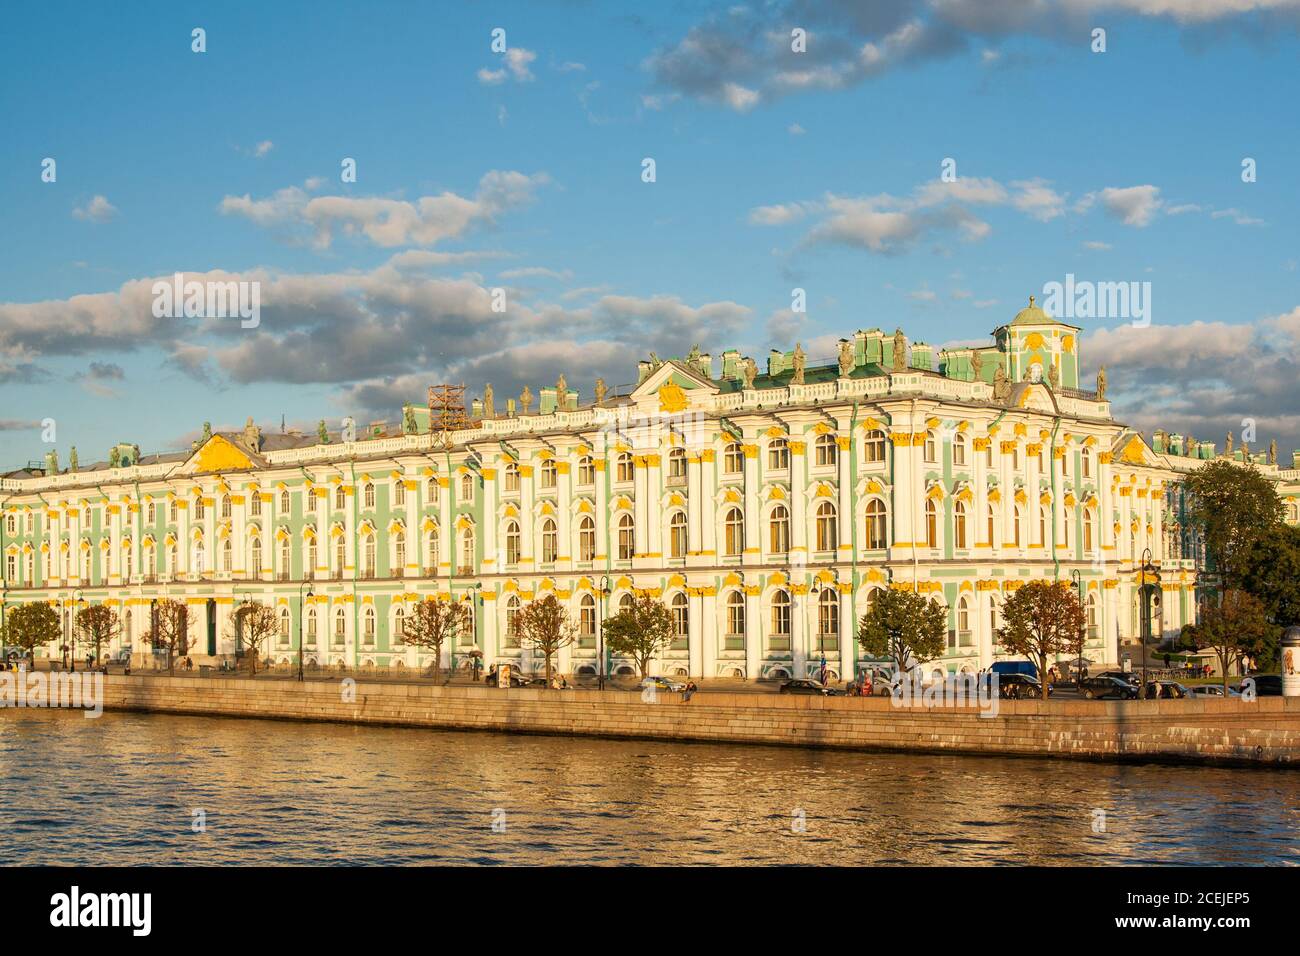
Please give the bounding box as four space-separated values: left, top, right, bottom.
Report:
810 579 826 684
1069 569 1083 683
598 574 611 691
70 589 84 673
1138 547 1161 693
238 595 251 673
297 581 313 682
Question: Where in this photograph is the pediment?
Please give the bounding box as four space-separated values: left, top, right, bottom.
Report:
179 435 264 475
629 360 719 414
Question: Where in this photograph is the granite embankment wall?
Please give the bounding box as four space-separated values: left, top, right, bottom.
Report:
92 675 1300 767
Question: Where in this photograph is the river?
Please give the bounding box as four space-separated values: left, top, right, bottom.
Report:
2 709 1297 865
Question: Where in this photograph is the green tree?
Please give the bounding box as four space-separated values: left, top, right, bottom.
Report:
74 604 121 667
229 601 279 676
517 593 578 687
1238 523 1300 629
402 597 470 684
602 594 675 679
1184 460 1283 588
997 581 1086 700
1182 589 1276 692
855 588 947 679
2 602 61 662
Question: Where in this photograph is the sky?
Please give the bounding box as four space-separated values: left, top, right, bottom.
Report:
1 0 1298 470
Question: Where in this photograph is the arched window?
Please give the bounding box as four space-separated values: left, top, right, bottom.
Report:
578 457 595 485
768 505 789 554
250 538 263 576
817 589 839 646
953 432 967 466
1013 505 1024 548
170 499 178 521
393 530 406 576
768 438 789 470
540 460 557 489
193 539 205 574
1084 509 1095 552
815 434 837 467
460 474 473 501
1082 448 1093 479
815 501 837 551
864 429 886 464
986 503 996 547
723 507 744 557
393 605 405 645
957 595 972 646
394 482 405 507
504 463 520 492
1086 593 1098 639
578 516 596 562
1039 506 1049 546
425 528 438 572
280 489 291 513
617 453 634 483
989 595 1002 645
306 608 318 648
541 518 558 563
865 499 887 549
194 496 205 520
618 593 633 614
250 494 262 518
362 607 375 646
334 486 346 511
307 536 317 577
333 607 346 646
953 499 968 550
505 595 522 648
724 442 744 475
362 533 376 578
924 499 938 549
726 592 745 645
335 536 345 577
770 590 791 648
148 501 157 524
669 512 687 559
924 431 937 464
427 477 439 504
668 448 687 481
671 593 688 649
459 528 475 572
617 514 634 560
279 537 290 577
579 594 596 646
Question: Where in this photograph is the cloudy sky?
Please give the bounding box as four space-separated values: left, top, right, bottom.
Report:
2 0 1298 467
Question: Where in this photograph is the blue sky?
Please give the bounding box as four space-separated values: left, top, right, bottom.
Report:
2 0 1298 469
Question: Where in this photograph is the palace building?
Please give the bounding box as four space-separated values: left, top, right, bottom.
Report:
3 297 1299 681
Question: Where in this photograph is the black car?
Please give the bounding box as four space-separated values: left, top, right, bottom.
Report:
997 673 1048 699
1079 676 1139 700
1237 674 1282 697
1143 681 1191 699
778 678 841 696
1094 669 1140 687
486 668 537 688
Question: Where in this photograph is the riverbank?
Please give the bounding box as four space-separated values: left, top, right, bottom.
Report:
68 674 1300 768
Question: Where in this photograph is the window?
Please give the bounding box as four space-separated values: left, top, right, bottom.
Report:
579 594 596 647
193 540 205 574
768 505 789 555
669 512 687 559
1082 448 1093 479
769 590 791 649
611 513 633 560
541 518 558 563
671 593 688 649
990 596 1002 645
306 609 318 648
724 507 744 557
865 500 887 549
394 531 405 575
394 482 405 507
1039 506 1049 546
1061 450 1070 478
724 442 744 475
459 528 475 571
280 489 291 513
194 497 205 520
817 589 839 649
768 439 789 470
505 521 521 566
307 536 317 576
460 475 473 500
363 534 376 578
279 607 291 647
335 537 346 577
1013 505 1024 548
505 463 521 493
334 607 346 646
540 460 557 489
616 453 634 483
363 607 375 646
505 595 522 648
251 495 262 518
815 501 837 551
148 502 157 524
953 500 968 550
1062 510 1072 549
924 431 937 464
953 433 967 466
815 435 837 467
986 503 996 547
726 592 745 648
925 499 938 549
427 478 439 505
1084 510 1095 552
1086 593 1098 640
279 537 290 577
668 448 687 481
364 484 377 509
578 457 595 486
169 500 178 522
335 486 346 510
578 516 596 562
957 596 972 646
426 529 438 571
864 430 886 464
250 538 263 576
393 606 405 645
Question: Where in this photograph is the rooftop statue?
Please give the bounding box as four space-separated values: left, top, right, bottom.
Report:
790 343 806 385
838 341 853 377
594 378 607 404
971 350 982 381
892 329 906 371
483 384 495 419
742 357 758 390
520 385 533 415
1096 366 1107 401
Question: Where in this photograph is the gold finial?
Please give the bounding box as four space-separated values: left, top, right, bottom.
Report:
1028 295 1035 307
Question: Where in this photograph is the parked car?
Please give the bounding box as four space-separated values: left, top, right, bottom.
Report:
996 673 1048 699
778 678 841 696
488 668 536 688
1190 684 1241 698
1143 681 1191 699
1079 676 1139 700
639 675 687 693
1237 674 1282 697
1093 669 1140 687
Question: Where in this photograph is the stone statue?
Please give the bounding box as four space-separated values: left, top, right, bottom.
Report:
483 384 495 419
742 357 758 390
838 341 853 377
1241 440 1250 461
1225 431 1234 455
1269 439 1277 466
1096 366 1107 401
243 416 261 451
1047 359 1060 391
790 343 806 386
403 406 418 434
1184 432 1194 457
520 386 533 415
594 378 607 404
971 350 983 381
687 344 701 368
69 446 78 472
892 328 907 371
109 447 121 468
648 352 661 370
506 398 516 418
201 421 212 442
992 365 1011 402
317 420 329 444
45 450 59 474
555 375 568 410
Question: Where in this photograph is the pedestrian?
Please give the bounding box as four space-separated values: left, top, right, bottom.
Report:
683 680 697 702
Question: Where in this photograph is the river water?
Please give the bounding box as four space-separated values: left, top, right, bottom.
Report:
1 709 1297 865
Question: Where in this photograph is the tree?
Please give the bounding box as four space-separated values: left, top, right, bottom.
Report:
855 587 947 679
997 581 1086 700
1184 460 1283 588
602 593 675 678
1182 589 1277 693
1238 523 1300 629
2 602 61 662
517 593 579 687
229 601 279 676
75 604 121 667
403 596 470 684
148 598 193 675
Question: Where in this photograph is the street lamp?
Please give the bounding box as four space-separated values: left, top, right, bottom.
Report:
70 589 84 673
297 582 313 682
810 579 826 683
1069 569 1084 683
1138 547 1162 693
598 574 611 691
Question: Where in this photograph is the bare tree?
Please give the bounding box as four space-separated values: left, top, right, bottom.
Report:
148 598 193 675
229 601 279 676
75 604 122 668
403 597 470 684
518 594 578 687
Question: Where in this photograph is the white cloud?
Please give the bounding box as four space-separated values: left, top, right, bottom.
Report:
1091 185 1163 227
479 47 537 85
72 195 117 223
787 123 806 135
253 140 274 158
